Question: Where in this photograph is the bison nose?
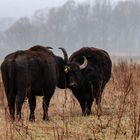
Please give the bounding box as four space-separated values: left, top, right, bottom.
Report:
69 82 77 88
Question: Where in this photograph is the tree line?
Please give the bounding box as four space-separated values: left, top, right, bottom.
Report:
0 0 140 58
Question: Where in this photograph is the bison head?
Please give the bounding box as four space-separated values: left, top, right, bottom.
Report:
67 56 88 89
59 48 88 89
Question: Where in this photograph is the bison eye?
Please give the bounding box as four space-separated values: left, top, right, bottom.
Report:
74 66 80 71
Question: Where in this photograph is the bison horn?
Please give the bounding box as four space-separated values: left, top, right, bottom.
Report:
46 46 53 49
79 56 88 70
59 47 68 63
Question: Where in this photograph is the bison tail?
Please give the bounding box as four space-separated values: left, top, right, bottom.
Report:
1 60 16 96
9 60 16 95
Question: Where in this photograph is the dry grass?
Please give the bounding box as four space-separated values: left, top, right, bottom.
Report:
0 59 140 140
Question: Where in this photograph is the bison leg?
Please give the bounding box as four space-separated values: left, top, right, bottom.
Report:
15 94 25 120
95 83 106 115
7 95 16 120
95 94 102 115
87 97 93 114
79 99 91 116
72 91 92 116
42 89 54 121
28 95 36 122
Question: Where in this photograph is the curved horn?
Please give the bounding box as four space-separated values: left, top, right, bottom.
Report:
79 56 88 70
46 46 53 49
59 47 68 63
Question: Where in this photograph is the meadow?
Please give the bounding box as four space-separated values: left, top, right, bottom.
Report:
0 59 140 140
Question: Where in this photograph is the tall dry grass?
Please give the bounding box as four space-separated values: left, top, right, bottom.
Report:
0 59 140 140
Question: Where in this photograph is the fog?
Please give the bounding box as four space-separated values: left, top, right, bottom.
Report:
0 0 124 18
0 0 140 59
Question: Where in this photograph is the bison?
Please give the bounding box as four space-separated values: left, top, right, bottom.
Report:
1 45 68 121
62 47 112 115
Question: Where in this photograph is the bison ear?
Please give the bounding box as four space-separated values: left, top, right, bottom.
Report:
59 48 68 64
79 56 88 70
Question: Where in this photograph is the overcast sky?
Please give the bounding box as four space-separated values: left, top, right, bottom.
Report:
0 0 127 18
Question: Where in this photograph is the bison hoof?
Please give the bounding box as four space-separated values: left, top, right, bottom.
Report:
16 114 21 121
82 110 91 116
10 115 15 122
43 116 50 121
29 114 35 122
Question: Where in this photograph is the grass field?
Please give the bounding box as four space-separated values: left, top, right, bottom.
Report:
0 59 140 140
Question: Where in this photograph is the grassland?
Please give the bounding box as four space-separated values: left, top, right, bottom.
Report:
0 59 140 140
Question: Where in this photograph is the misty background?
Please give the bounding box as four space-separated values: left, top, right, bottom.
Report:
0 0 140 59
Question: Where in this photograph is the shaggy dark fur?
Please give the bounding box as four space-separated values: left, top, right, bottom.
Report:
1 45 66 121
67 47 112 115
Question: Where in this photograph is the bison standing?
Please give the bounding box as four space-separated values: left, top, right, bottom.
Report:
1 45 67 121
63 47 112 115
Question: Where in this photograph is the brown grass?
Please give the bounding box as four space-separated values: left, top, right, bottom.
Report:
0 59 140 140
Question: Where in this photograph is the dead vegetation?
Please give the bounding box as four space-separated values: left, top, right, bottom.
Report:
0 59 140 140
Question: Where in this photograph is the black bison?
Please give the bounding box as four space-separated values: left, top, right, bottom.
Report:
1 45 68 121
63 47 112 115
